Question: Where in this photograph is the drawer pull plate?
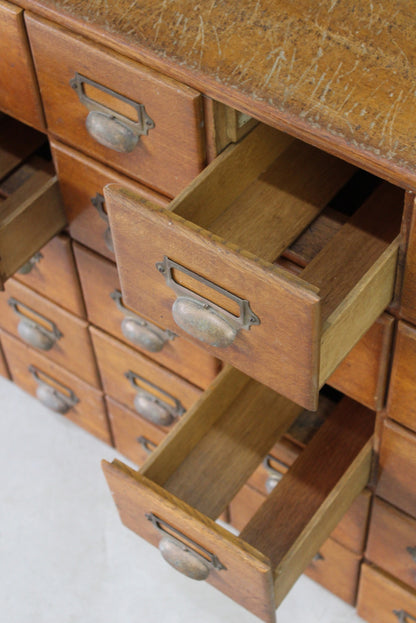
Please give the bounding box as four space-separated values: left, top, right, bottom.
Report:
17 252 43 275
156 256 260 348
111 290 176 352
8 297 63 351
91 193 114 252
146 512 226 580
136 435 157 455
70 73 155 153
125 370 185 426
29 364 79 414
394 610 416 623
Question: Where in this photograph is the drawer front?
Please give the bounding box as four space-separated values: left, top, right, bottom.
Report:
26 14 205 197
367 497 416 591
401 194 416 324
357 563 416 623
387 321 416 434
0 336 9 378
14 234 85 318
51 140 169 261
0 2 44 130
90 327 201 430
1 330 111 443
106 396 166 465
74 243 220 389
0 279 99 386
377 419 416 519
106 125 402 409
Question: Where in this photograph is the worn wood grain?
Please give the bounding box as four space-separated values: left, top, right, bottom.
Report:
387 321 416 435
357 563 416 623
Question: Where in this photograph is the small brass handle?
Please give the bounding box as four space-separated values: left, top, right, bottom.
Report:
312 552 324 563
125 370 185 426
263 455 287 494
8 297 62 351
91 193 114 253
407 546 416 563
136 435 157 455
29 365 79 414
111 291 176 352
86 111 138 153
18 252 43 275
394 610 416 623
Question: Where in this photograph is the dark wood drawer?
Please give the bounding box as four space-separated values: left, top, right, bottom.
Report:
0 2 44 130
102 367 374 622
90 327 202 431
74 243 220 389
106 123 402 409
387 321 416 434
1 329 111 443
26 14 205 197
0 279 99 386
367 497 416 591
357 563 416 623
51 139 169 261
377 419 416 519
400 193 416 324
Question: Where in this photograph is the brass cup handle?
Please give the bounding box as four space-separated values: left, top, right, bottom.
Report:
394 610 416 623
29 365 79 414
18 252 43 275
136 435 157 455
8 297 62 351
125 370 185 427
86 111 138 153
263 455 287 494
91 193 114 253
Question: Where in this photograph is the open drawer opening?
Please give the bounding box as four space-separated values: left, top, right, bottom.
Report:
102 366 374 622
105 123 403 409
0 114 66 288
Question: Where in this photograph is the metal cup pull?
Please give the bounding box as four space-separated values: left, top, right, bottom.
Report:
70 73 155 153
394 610 416 623
146 513 226 581
111 290 176 352
136 435 157 455
125 370 185 426
18 252 43 275
29 365 79 414
156 256 260 348
407 546 416 563
263 455 288 494
91 193 114 253
8 297 63 351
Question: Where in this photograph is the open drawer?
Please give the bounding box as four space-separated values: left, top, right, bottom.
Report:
105 123 403 409
103 366 374 622
0 115 66 288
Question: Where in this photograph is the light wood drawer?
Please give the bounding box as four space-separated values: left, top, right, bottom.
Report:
14 233 85 318
357 563 416 623
0 335 9 378
0 117 66 288
0 2 44 130
106 124 403 409
387 321 416 434
90 327 202 430
106 396 166 466
102 367 374 622
74 243 220 389
377 419 416 519
367 497 416 591
0 279 99 386
1 330 111 443
26 14 205 197
51 139 169 261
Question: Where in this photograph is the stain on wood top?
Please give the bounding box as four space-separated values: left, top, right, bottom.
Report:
20 0 416 189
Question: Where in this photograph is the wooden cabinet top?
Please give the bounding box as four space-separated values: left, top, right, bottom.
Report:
19 0 416 190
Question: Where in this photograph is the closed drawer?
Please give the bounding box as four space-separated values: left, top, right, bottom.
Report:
0 117 66 287
26 14 205 197
1 330 111 443
0 335 9 378
14 233 85 318
367 497 416 591
387 321 416 434
102 367 374 622
106 124 403 409
0 279 99 386
106 396 166 466
377 419 416 519
400 194 416 324
0 2 44 130
357 563 416 623
90 327 202 430
51 139 169 261
74 243 220 389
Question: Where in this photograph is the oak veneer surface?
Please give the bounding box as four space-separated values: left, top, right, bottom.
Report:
20 0 416 190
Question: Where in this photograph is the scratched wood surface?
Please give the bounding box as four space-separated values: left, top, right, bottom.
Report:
19 0 416 190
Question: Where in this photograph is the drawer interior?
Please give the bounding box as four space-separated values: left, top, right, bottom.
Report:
106 123 403 409
103 366 374 621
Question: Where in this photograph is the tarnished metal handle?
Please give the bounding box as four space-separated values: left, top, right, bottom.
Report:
70 73 154 153
394 610 416 622
156 256 260 348
146 513 225 581
125 370 185 426
8 297 62 351
312 552 324 563
91 193 114 253
18 252 43 275
111 290 176 352
407 546 416 563
263 455 288 494
29 365 79 414
137 435 157 455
